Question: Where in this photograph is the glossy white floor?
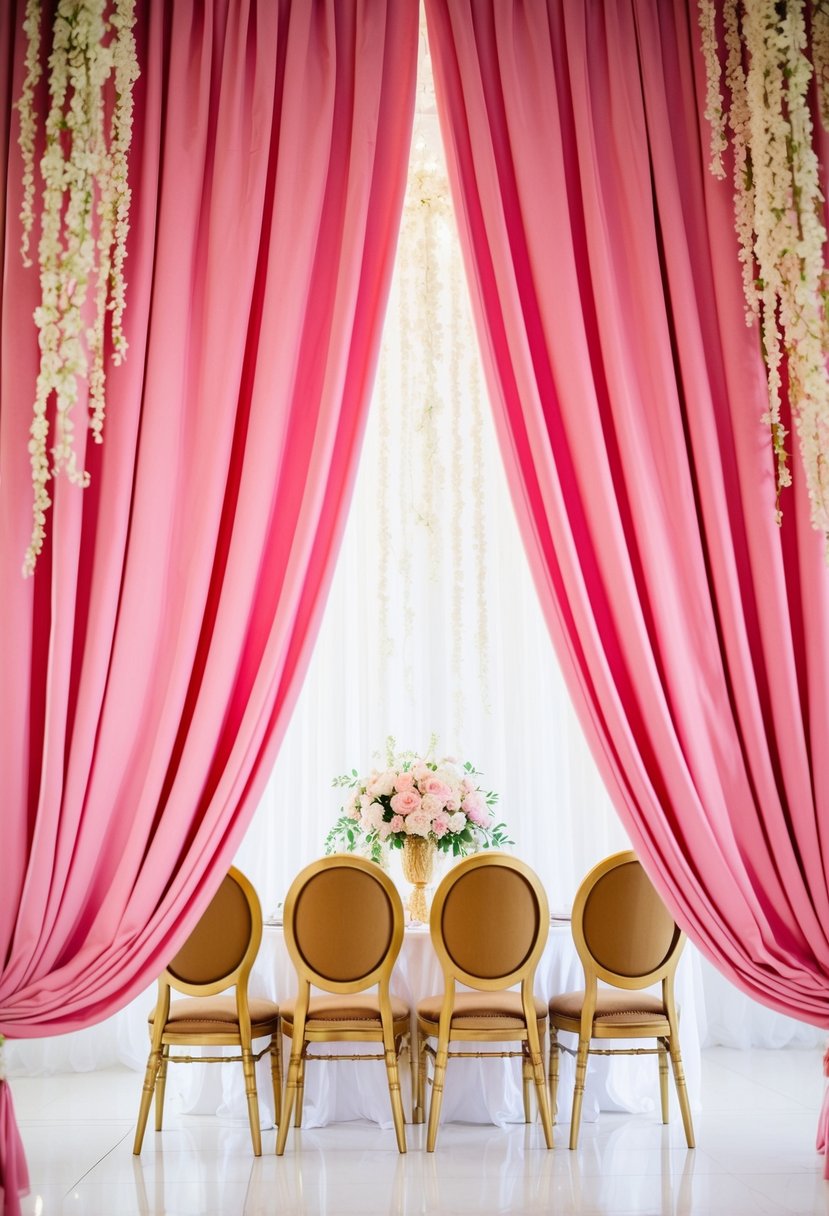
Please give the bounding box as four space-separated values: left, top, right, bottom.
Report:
10 1047 829 1215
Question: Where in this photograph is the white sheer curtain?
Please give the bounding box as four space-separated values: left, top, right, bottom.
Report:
230 104 631 919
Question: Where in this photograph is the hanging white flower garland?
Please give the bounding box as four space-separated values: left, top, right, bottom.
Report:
373 103 492 725
16 0 139 575
698 0 829 542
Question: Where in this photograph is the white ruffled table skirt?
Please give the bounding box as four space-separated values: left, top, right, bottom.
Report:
169 922 703 1131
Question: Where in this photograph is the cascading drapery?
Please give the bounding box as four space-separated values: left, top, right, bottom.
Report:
426 0 829 1166
0 1 417 1210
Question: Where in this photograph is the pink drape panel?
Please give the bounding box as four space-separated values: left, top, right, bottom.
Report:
0 2 416 1209
427 0 829 1151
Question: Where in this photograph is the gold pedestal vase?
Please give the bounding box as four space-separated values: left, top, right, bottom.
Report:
401 836 436 923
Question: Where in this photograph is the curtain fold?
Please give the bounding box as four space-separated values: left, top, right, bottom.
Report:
426 0 829 1163
0 1 417 1209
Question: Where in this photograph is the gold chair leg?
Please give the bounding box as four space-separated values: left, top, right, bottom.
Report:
277 1024 304 1156
133 1048 162 1154
658 1040 670 1124
522 1053 532 1123
426 1039 449 1153
526 1020 553 1149
294 1050 306 1128
415 1030 428 1125
381 1019 407 1154
270 1034 282 1128
241 1044 263 1157
569 1036 589 1150
409 1033 420 1124
154 1046 170 1132
549 1025 560 1124
399 1035 411 1124
668 1037 695 1148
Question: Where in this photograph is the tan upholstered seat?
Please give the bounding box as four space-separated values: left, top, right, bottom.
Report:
549 989 668 1030
276 855 410 1156
149 996 281 1037
134 867 281 1158
417 991 547 1031
549 850 694 1150
279 993 409 1028
415 853 554 1152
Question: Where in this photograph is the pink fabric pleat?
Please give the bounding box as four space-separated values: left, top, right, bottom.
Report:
426 0 829 1168
0 2 417 1209
818 1050 829 1166
0 1087 28 1214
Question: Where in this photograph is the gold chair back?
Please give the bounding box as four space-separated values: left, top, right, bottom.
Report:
435 856 546 987
575 854 683 989
166 869 260 993
287 860 400 989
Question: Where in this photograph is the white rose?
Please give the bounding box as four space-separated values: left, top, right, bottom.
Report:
368 769 396 798
404 809 432 837
420 793 442 817
362 801 386 832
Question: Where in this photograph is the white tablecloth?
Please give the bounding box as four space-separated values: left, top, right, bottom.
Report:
179 921 702 1131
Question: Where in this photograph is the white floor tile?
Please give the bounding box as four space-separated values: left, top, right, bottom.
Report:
7 1051 829 1215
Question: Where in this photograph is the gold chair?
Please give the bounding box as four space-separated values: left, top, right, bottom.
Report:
276 854 409 1155
415 852 554 1152
133 866 281 1157
548 849 695 1149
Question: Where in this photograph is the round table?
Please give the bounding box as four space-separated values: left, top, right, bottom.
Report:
177 921 702 1131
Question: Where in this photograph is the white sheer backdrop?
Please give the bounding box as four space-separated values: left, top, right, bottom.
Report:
6 31 820 1081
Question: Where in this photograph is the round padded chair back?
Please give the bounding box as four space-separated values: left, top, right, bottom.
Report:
578 854 681 984
286 856 402 989
433 854 548 987
167 868 257 989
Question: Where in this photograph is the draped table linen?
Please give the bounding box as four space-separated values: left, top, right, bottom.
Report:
175 922 702 1130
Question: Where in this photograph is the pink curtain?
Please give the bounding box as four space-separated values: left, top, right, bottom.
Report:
0 2 416 1210
426 0 829 1159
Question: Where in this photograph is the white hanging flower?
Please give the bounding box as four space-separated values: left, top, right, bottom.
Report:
698 0 829 547
814 1 829 129
698 0 728 177
16 0 139 575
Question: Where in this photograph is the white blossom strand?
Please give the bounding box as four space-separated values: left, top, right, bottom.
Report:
698 0 829 544
17 0 139 576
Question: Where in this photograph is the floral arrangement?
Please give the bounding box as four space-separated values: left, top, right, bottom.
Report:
697 0 829 547
324 741 512 863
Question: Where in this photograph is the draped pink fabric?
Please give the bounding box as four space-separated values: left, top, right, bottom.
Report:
426 0 829 1163
0 2 416 1209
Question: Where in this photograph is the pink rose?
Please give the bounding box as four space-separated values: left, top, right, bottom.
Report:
463 799 490 828
395 772 415 792
422 776 452 805
432 813 449 838
389 814 405 832
391 789 421 817
462 777 476 794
